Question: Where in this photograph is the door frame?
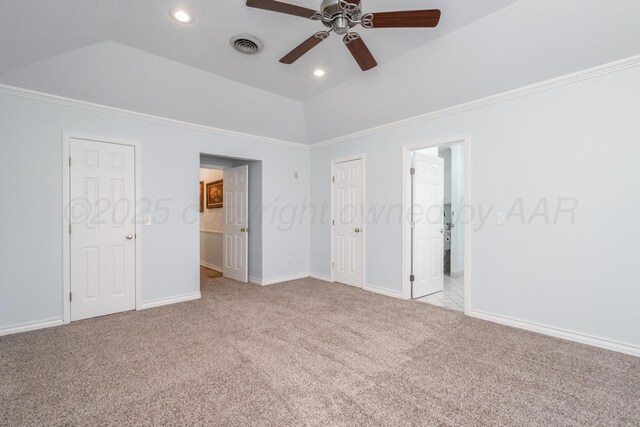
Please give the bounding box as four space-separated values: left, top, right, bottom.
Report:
62 132 142 324
401 135 471 313
330 154 365 286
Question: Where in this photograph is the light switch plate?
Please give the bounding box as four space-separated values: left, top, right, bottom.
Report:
496 212 507 226
143 215 152 226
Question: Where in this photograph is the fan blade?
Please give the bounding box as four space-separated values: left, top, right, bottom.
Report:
343 33 377 71
246 0 317 19
363 9 441 28
280 32 330 64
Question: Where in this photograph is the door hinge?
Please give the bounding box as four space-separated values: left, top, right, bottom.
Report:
69 157 72 167
69 225 72 234
332 176 335 183
410 167 415 175
332 219 334 226
410 274 415 282
69 292 72 302
332 262 334 269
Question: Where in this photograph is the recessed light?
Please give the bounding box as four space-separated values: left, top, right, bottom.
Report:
313 69 325 77
170 9 193 24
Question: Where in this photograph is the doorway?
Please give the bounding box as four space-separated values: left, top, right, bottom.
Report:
199 154 262 286
402 136 469 312
199 167 224 280
331 155 365 288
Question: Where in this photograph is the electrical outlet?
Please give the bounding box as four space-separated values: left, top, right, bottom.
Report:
496 212 506 226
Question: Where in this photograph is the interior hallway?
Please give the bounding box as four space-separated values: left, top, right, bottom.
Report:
200 266 222 281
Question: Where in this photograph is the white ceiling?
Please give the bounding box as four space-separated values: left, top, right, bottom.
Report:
0 0 519 101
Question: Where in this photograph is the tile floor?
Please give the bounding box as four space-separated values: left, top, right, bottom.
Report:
417 274 465 311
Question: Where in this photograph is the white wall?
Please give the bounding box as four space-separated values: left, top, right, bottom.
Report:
0 41 308 143
0 88 309 331
199 168 224 271
309 62 640 349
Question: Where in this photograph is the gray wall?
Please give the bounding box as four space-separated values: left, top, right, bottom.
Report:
0 91 309 330
309 64 640 348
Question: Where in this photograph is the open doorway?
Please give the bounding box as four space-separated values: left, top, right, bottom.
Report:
199 154 262 287
402 136 468 312
199 166 224 280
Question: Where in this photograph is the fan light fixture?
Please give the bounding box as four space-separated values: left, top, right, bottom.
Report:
170 9 193 24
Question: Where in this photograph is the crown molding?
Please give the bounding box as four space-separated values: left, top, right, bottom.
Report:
0 83 310 150
3 54 639 152
310 54 640 149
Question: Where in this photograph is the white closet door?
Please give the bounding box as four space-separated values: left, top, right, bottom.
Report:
333 158 363 287
69 138 136 321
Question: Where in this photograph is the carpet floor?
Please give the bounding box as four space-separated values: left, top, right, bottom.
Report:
1 277 639 426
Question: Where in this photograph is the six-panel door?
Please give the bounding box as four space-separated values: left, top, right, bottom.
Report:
333 158 363 287
69 139 136 321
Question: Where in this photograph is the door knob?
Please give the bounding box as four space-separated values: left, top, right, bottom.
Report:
126 234 134 240
355 228 361 233
240 227 249 232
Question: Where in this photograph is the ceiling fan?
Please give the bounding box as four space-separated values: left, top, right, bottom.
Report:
245 0 441 71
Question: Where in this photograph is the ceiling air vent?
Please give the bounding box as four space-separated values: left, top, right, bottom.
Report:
230 35 263 55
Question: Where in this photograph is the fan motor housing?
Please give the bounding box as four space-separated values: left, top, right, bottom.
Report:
320 0 361 34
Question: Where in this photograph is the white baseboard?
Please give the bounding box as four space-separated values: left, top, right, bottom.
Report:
200 261 222 273
138 292 201 310
363 285 404 300
468 309 640 357
0 318 64 337
310 272 332 282
249 273 310 286
309 275 405 300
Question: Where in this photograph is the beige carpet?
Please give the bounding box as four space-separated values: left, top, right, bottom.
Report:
1 277 639 426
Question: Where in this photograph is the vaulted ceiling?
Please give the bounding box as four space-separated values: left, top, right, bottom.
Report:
1 0 639 143
0 0 519 101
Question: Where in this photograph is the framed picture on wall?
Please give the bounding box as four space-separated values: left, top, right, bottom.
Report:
199 181 204 212
206 180 223 209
